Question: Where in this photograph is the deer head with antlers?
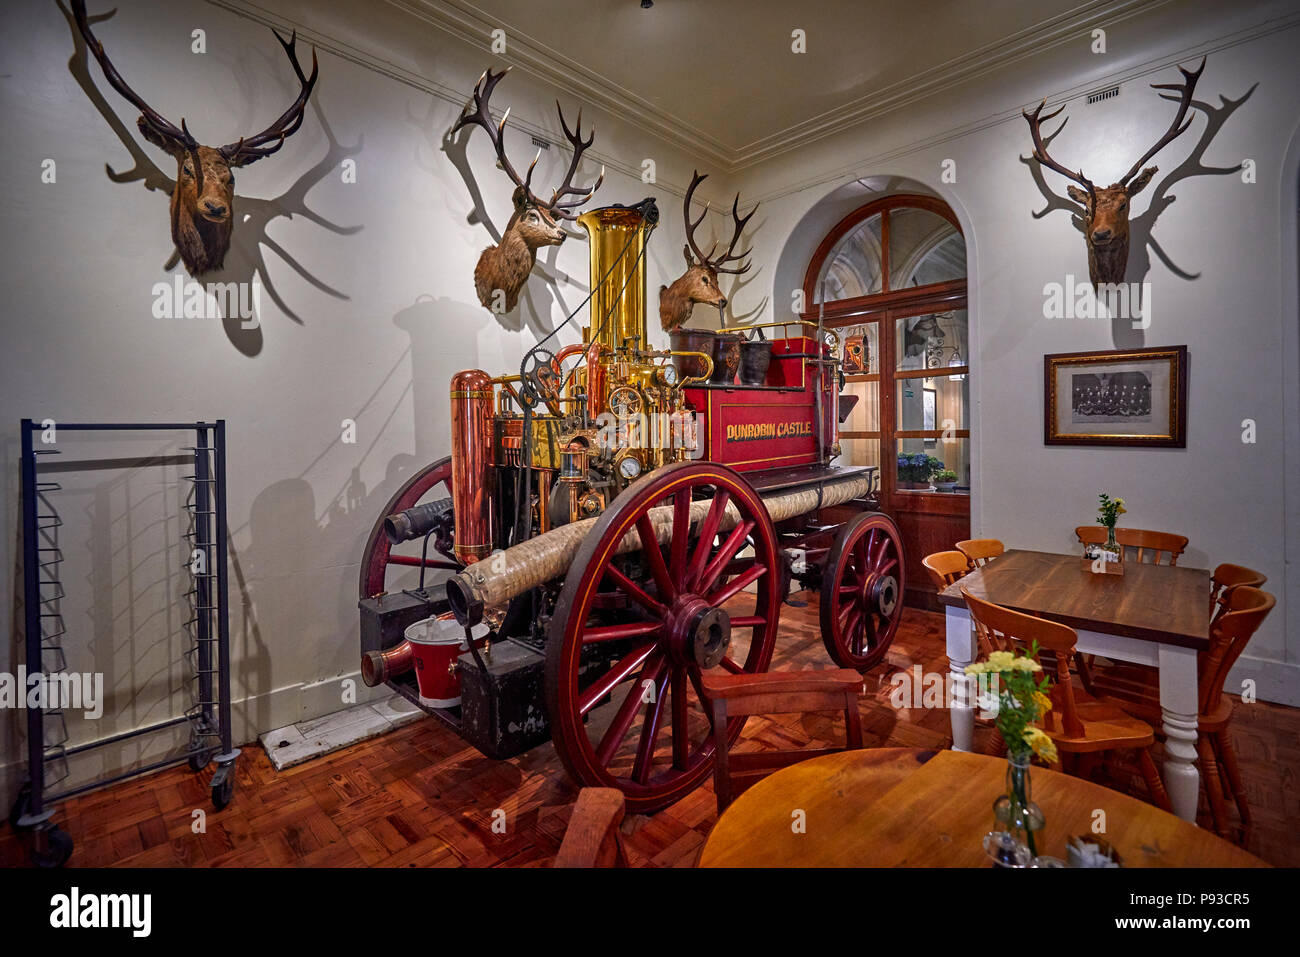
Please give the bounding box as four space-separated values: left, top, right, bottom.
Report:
1023 58 1204 288
73 1 318 278
658 171 756 331
453 67 604 314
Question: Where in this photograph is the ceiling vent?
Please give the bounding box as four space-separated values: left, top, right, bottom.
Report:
1087 86 1120 105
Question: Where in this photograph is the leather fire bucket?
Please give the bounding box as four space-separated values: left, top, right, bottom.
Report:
404 615 487 708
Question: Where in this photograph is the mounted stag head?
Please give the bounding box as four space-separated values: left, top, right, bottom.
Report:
658 170 757 331
1023 57 1204 287
74 0 318 277
453 67 604 314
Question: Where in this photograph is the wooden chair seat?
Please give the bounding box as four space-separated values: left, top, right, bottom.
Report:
702 668 864 814
1043 699 1156 752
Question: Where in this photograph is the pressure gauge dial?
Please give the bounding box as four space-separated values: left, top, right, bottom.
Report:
617 455 642 480
658 364 678 386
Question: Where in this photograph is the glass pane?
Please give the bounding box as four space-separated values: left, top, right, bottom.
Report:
839 437 880 471
895 309 969 373
888 208 965 289
840 380 879 433
896 374 968 431
814 214 883 302
896 438 970 491
838 322 879 375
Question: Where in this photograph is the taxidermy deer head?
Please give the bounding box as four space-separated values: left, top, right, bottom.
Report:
74 0 318 277
453 67 604 314
1023 57 1204 287
659 170 757 331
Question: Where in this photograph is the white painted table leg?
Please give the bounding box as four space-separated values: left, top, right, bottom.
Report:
1158 644 1201 823
946 604 976 752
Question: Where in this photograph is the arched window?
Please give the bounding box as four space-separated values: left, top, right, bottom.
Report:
802 193 969 608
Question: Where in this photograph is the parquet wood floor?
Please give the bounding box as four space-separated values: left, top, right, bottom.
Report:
3 599 1296 867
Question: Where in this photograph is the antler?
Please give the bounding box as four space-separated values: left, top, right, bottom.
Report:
220 28 319 167
452 67 541 200
1118 57 1205 186
72 0 202 179
1021 99 1095 195
453 68 603 219
545 103 604 220
681 170 756 274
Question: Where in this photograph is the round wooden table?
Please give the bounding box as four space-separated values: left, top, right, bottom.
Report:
698 748 1266 867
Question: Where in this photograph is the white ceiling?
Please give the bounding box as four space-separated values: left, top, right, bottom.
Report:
396 0 1162 170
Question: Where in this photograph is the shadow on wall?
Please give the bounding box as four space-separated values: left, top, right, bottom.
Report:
232 296 484 731
1021 80 1256 350
60 2 364 357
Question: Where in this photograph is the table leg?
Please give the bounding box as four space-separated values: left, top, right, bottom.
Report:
946 605 976 752
1158 644 1200 823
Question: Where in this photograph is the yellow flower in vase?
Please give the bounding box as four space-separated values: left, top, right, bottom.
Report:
1024 726 1059 764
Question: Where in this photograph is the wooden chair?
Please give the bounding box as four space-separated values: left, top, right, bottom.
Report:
956 538 1004 567
1074 525 1189 565
1209 563 1267 621
702 669 864 814
1085 587 1275 839
554 787 628 867
961 588 1172 812
922 550 971 592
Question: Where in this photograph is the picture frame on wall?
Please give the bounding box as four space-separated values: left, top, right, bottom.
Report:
1044 345 1188 447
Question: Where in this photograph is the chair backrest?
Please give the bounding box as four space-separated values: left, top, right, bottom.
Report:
1199 586 1275 714
923 550 971 592
1074 525 1189 565
1209 563 1267 621
956 538 1004 567
701 669 864 813
554 787 628 868
962 589 1084 738
1116 527 1189 566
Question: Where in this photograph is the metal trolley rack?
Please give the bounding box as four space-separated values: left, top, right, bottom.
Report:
9 420 237 867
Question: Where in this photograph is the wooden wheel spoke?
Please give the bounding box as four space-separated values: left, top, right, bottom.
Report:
578 642 656 716
705 563 766 607
843 605 863 652
582 620 663 644
668 490 691 581
719 656 744 675
696 519 754 597
636 514 675 602
631 660 669 784
685 491 730 590
728 615 765 628
878 557 898 578
596 653 664 767
603 563 667 618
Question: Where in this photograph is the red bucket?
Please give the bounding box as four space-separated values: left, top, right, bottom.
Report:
404 615 486 708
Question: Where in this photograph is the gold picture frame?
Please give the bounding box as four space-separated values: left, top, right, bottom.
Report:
1044 345 1187 447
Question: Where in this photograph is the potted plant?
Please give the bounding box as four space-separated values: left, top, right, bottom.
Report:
933 468 958 491
1093 493 1126 563
896 452 934 489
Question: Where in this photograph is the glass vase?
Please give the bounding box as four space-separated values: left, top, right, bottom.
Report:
992 752 1045 857
1104 525 1120 556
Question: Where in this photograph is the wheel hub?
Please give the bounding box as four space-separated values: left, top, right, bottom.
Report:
666 596 732 669
869 574 899 618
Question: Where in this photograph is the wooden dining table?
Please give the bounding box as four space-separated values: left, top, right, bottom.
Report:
937 549 1209 822
697 748 1265 867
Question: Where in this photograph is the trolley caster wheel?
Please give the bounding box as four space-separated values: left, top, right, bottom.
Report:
32 827 73 868
188 749 214 773
211 777 235 810
9 784 33 831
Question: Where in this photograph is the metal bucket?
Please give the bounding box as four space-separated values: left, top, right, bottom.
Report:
738 339 772 386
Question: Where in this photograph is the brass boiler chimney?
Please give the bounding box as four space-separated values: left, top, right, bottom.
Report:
578 199 658 353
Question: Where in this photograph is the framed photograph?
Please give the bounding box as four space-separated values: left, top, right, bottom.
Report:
1044 345 1187 447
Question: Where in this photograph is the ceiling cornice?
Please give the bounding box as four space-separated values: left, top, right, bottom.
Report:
389 0 1174 173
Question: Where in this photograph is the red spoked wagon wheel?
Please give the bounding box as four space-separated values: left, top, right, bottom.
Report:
545 461 782 814
819 512 905 671
358 456 461 599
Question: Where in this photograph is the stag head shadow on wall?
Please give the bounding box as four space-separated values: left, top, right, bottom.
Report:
61 1 363 357
1020 62 1255 349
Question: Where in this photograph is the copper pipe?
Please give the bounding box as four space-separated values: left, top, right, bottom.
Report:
361 640 412 686
451 369 495 564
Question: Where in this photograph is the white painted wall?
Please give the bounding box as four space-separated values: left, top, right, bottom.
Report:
726 1 1300 704
0 0 741 800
